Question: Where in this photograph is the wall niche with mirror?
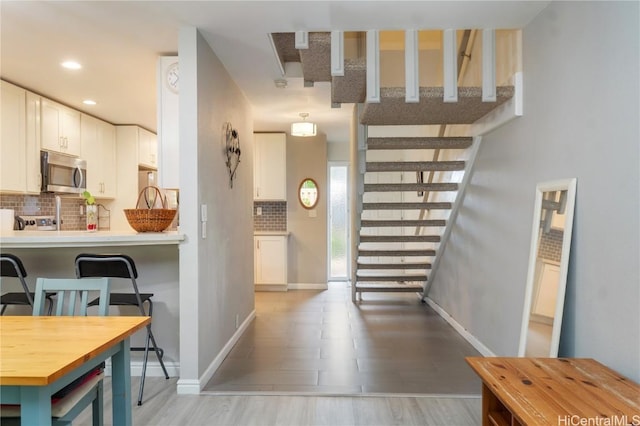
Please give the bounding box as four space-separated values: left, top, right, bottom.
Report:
519 178 577 357
298 178 319 210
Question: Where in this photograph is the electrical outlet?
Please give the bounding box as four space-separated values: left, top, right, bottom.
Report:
235 314 240 329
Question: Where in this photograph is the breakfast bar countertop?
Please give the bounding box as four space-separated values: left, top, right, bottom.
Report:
254 231 290 236
0 230 185 248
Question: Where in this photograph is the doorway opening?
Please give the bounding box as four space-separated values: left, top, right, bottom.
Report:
328 162 350 281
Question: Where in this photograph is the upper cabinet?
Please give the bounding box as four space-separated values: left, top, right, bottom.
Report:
0 81 40 194
116 125 157 170
1 81 27 193
138 127 158 170
81 114 117 198
254 132 286 201
41 98 81 156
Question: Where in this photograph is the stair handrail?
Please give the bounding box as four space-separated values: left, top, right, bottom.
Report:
414 29 477 237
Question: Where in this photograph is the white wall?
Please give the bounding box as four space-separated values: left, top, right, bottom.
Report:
430 1 639 381
178 27 255 391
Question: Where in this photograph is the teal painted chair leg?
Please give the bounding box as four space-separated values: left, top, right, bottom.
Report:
92 380 103 426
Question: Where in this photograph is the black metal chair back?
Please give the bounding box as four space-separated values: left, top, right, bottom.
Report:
74 253 138 279
0 253 34 312
1 253 28 279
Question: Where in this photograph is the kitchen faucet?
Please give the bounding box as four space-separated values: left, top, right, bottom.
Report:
55 195 61 231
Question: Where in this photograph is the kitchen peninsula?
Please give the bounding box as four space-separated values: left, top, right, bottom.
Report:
1 230 184 377
1 230 183 248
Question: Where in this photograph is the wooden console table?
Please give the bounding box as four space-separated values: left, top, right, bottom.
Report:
466 357 640 426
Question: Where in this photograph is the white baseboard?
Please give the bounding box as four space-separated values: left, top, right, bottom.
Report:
104 360 180 377
178 309 256 394
255 284 287 292
176 379 200 395
288 282 328 290
423 297 496 357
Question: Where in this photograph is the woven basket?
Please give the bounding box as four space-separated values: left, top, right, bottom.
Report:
124 186 177 232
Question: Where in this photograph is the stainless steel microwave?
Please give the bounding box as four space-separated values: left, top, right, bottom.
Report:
40 151 87 194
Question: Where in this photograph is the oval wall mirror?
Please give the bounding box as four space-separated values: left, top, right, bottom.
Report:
518 178 577 357
298 178 319 209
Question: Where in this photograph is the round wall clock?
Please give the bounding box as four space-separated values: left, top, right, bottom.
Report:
166 62 179 94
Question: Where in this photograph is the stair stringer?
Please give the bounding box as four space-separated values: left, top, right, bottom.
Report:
421 135 483 297
351 104 367 303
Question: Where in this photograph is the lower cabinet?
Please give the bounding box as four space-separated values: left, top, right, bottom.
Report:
254 235 288 290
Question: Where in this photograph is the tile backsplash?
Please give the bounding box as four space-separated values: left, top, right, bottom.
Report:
1 193 91 230
538 228 564 263
254 201 287 232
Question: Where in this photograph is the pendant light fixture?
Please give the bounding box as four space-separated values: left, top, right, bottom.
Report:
291 112 317 137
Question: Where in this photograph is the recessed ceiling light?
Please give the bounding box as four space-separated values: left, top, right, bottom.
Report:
61 61 82 70
83 100 97 105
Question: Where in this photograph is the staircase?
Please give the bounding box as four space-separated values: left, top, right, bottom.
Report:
354 133 478 299
269 30 518 301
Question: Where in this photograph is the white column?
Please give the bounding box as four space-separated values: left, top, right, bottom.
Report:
331 31 344 76
482 29 497 102
443 29 458 103
405 30 419 103
366 30 380 103
295 31 309 49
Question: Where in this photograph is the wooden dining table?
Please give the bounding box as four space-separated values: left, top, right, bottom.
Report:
0 316 150 426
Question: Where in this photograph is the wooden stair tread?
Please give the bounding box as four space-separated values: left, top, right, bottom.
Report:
360 235 441 243
364 183 458 192
366 161 465 172
357 262 432 269
354 283 424 293
361 219 445 227
367 136 473 150
362 202 452 210
356 274 427 281
358 249 436 256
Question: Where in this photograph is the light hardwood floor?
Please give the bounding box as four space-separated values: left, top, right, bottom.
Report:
205 282 481 394
77 376 481 425
76 282 484 425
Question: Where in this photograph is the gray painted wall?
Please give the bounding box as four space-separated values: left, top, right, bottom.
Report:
429 1 639 381
178 27 255 384
287 133 328 285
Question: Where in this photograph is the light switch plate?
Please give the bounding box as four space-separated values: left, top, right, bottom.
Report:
308 209 317 218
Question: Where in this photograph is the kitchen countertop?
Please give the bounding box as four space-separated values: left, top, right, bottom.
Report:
0 230 185 248
254 230 290 236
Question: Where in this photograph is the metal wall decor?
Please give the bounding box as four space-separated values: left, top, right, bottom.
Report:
224 122 241 188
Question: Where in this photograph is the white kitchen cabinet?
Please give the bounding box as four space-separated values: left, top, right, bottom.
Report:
254 235 288 289
25 92 42 194
254 132 286 200
41 98 81 156
1 81 43 195
81 114 117 198
138 127 158 170
1 81 27 193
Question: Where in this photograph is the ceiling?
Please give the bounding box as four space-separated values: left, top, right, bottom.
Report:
0 1 549 144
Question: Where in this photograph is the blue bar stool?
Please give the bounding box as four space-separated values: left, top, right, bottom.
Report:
74 253 169 405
